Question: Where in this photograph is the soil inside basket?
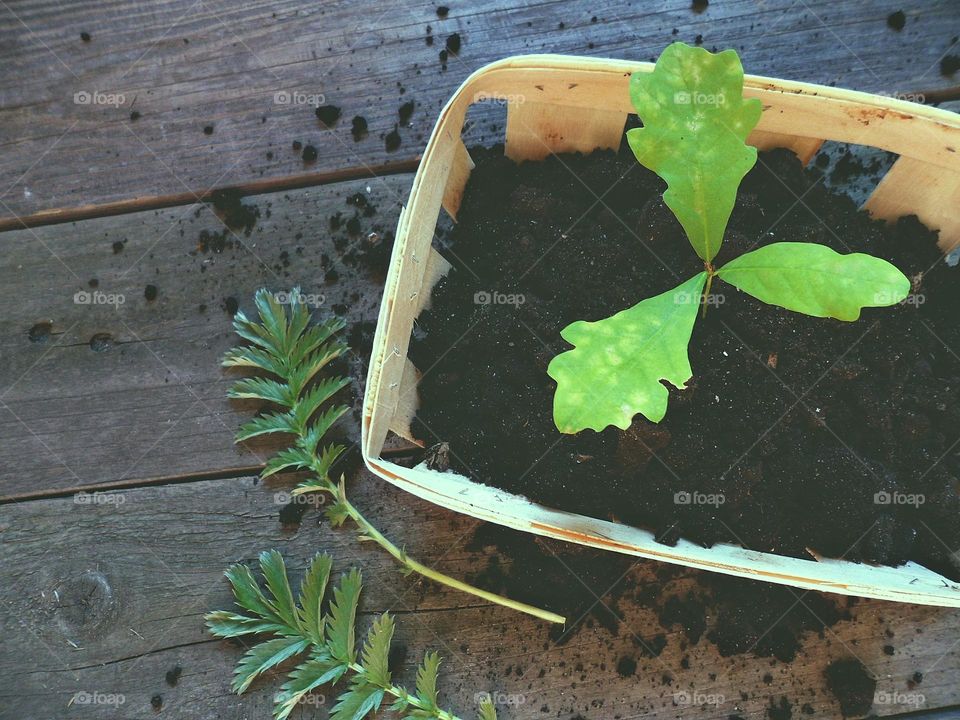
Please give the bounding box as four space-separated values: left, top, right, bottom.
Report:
409 143 960 581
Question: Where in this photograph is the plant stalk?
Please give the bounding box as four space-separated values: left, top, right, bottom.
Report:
701 267 716 318
339 495 565 624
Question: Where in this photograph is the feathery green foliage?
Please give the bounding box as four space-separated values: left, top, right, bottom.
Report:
207 551 497 720
550 43 910 434
223 288 565 625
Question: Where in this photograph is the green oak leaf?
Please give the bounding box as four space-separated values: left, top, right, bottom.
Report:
626 42 762 263
548 272 707 433
716 242 910 321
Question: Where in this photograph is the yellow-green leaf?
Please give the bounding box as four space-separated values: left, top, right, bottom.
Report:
548 272 707 433
627 42 761 263
716 242 910 321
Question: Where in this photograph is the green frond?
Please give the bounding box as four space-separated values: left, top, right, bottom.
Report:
222 345 286 376
289 317 348 368
291 378 351 428
274 654 348 720
325 499 351 528
478 697 498 720
415 651 441 709
254 289 291 356
224 563 282 623
205 610 289 638
232 636 310 693
326 568 363 665
259 550 302 632
286 340 348 392
330 677 385 720
360 613 395 688
298 553 333 646
236 411 297 441
228 377 295 407
262 446 315 478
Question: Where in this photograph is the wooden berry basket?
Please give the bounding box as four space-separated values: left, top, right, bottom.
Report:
361 54 960 607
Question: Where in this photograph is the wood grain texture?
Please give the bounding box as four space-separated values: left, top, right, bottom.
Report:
1 0 958 223
0 174 411 498
1 472 959 720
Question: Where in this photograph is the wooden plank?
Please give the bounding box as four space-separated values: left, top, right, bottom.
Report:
1 473 959 719
2 0 959 223
864 156 960 251
0 174 413 498
505 101 626 161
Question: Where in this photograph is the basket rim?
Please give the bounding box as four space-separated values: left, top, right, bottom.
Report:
360 53 960 607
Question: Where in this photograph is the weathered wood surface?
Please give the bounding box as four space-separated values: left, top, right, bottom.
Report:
1 0 959 224
2 473 959 720
0 174 410 498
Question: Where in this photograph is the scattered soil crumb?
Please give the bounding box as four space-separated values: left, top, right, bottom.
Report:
89 333 112 352
385 126 402 152
886 10 906 31
316 105 342 128
351 116 369 141
616 657 637 677
825 659 876 718
165 665 181 687
28 322 52 344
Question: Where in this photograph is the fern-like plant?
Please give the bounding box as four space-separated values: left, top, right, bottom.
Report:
223 289 563 625
207 550 500 720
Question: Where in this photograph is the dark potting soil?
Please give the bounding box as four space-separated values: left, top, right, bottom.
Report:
410 144 960 580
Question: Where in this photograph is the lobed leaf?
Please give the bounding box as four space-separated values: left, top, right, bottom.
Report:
274 654 348 720
360 613 396 688
478 697 498 720
232 636 310 693
326 568 363 665
415 651 441 710
236 411 298 441
716 242 911 321
259 550 302 632
330 678 385 720
228 377 295 407
224 563 283 623
626 42 761 263
548 272 707 432
297 553 334 646
205 610 288 638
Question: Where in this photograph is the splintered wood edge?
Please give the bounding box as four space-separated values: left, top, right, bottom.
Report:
366 457 960 607
361 54 960 601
